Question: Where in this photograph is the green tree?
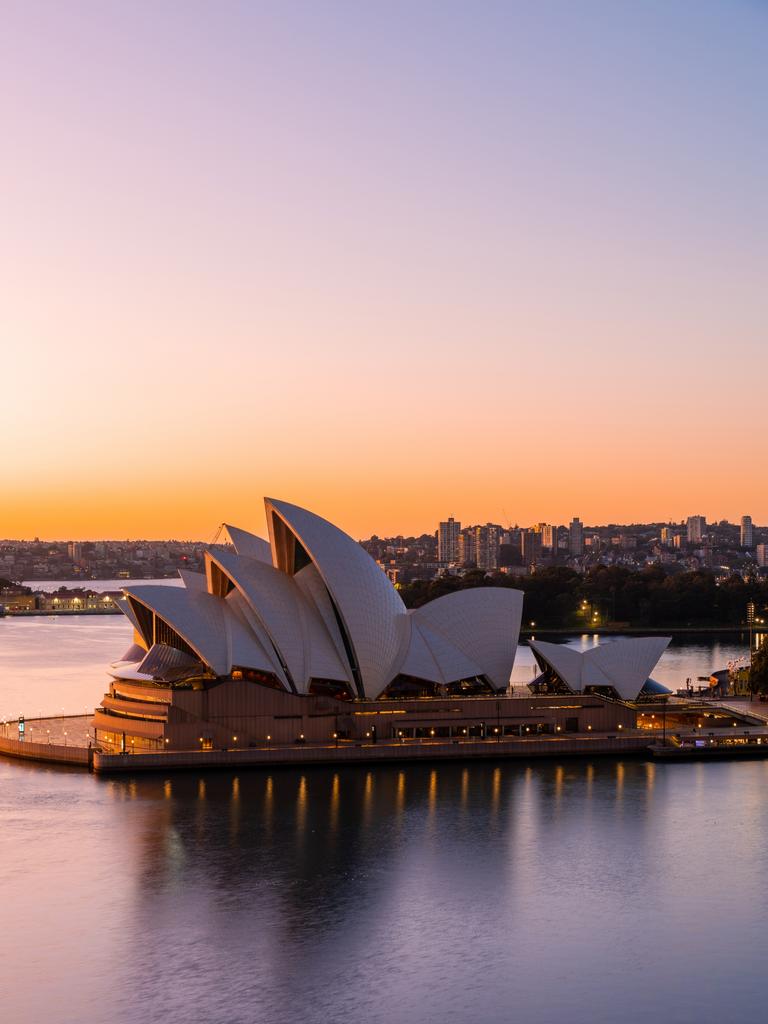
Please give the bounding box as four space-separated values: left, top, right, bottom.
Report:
750 640 768 695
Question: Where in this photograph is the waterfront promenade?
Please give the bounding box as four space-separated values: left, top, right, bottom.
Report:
0 715 654 773
4 704 767 775
0 715 92 768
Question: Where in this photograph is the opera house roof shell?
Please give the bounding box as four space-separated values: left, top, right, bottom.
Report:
529 637 672 701
113 498 524 699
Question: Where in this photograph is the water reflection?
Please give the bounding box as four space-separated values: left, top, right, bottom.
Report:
5 757 768 1024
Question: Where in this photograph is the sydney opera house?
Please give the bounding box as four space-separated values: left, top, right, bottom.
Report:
93 498 668 757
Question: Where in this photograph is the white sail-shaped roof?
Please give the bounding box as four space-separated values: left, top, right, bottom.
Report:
178 569 207 591
411 620 483 686
529 640 587 691
206 547 307 690
224 589 291 689
412 588 524 691
206 546 351 693
588 637 671 700
293 563 355 684
111 498 526 699
123 585 229 676
116 595 147 647
266 498 408 698
529 637 671 700
397 620 444 683
223 592 287 678
219 524 272 563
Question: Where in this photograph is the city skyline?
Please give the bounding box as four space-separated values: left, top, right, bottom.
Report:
1 509 765 545
3 0 767 539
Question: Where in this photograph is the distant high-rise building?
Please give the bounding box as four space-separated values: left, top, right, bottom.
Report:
67 541 82 562
437 517 461 563
686 515 706 544
660 526 674 547
520 528 541 568
540 524 558 551
474 524 501 571
569 517 584 557
757 543 768 568
740 515 753 548
458 528 475 566
458 524 502 570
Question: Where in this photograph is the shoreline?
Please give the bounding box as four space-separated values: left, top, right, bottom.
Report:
521 625 750 636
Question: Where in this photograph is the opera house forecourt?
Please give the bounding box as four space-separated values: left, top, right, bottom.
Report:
78 498 689 772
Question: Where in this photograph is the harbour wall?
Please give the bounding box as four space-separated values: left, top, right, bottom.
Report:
92 733 652 774
0 734 92 767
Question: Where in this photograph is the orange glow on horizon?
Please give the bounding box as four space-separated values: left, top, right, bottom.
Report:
2 3 766 541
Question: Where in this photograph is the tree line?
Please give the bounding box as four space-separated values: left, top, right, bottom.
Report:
399 565 767 629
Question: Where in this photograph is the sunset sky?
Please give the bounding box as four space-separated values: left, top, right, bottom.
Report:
2 0 766 540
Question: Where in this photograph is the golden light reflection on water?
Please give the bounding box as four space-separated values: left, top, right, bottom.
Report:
554 765 564 808
363 771 374 826
230 776 240 843
296 775 307 832
264 775 274 835
428 769 437 826
491 766 501 817
164 779 172 800
330 773 340 835
396 770 405 821
460 767 469 813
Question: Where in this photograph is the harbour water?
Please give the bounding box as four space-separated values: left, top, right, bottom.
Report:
2 752 768 1024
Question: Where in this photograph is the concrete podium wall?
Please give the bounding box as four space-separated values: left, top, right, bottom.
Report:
0 734 91 767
